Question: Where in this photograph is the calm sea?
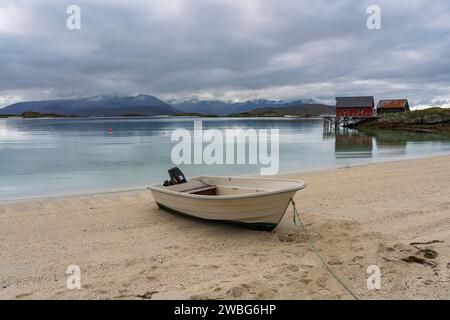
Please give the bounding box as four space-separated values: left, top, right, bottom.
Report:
1 117 450 201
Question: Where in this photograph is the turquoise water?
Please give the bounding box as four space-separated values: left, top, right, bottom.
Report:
1 117 450 201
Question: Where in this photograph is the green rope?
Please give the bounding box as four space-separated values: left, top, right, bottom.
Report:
291 200 360 300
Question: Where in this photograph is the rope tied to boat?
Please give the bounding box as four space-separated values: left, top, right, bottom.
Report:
290 199 360 300
291 199 301 225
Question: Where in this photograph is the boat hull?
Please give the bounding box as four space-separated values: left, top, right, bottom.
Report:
153 189 297 231
149 176 306 231
155 202 280 231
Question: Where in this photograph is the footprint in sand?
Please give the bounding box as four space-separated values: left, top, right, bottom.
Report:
315 276 328 289
96 289 109 294
113 294 133 299
15 292 33 299
125 259 139 267
136 290 158 300
225 283 254 299
190 294 210 300
300 278 313 285
286 264 299 272
327 258 344 266
229 287 243 298
277 232 307 243
258 257 269 263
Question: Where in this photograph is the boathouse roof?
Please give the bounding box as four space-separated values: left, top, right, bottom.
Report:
377 99 409 110
335 96 374 108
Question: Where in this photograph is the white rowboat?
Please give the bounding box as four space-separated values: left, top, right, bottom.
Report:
149 176 307 231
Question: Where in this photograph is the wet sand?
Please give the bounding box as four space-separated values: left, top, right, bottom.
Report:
1 155 450 299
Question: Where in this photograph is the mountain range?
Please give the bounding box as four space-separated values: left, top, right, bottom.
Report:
0 95 179 117
0 95 333 117
169 98 319 116
229 104 334 117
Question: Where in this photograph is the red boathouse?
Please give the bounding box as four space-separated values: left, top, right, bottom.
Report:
335 96 375 117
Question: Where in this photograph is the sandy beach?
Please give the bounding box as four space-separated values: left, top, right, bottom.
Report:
1 155 450 300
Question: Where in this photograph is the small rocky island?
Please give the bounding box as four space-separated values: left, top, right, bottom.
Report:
349 108 450 134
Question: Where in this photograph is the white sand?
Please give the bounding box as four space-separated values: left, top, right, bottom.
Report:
1 155 450 299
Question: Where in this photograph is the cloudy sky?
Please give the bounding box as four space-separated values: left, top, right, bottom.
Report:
1 0 450 108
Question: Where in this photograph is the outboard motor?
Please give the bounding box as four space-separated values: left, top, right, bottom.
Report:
163 167 187 186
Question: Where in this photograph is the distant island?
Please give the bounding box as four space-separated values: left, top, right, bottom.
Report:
0 95 179 117
0 112 79 118
169 98 323 116
21 111 78 118
0 95 334 118
349 108 450 134
173 112 219 117
228 104 334 117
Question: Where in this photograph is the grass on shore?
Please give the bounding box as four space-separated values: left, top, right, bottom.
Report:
354 108 450 134
380 108 450 124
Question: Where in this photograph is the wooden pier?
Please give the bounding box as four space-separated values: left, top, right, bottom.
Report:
323 115 378 131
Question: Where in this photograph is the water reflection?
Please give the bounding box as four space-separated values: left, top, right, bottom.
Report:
328 126 450 158
333 128 373 159
367 129 407 156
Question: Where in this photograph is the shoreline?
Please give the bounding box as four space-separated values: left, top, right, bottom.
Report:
348 108 450 135
2 154 450 299
2 152 449 204
351 123 450 135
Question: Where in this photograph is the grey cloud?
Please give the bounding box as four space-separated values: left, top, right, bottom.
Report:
0 0 450 108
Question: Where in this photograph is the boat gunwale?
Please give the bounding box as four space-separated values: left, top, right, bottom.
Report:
148 176 307 200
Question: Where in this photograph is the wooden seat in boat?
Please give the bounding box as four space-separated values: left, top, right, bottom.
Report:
166 180 217 195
